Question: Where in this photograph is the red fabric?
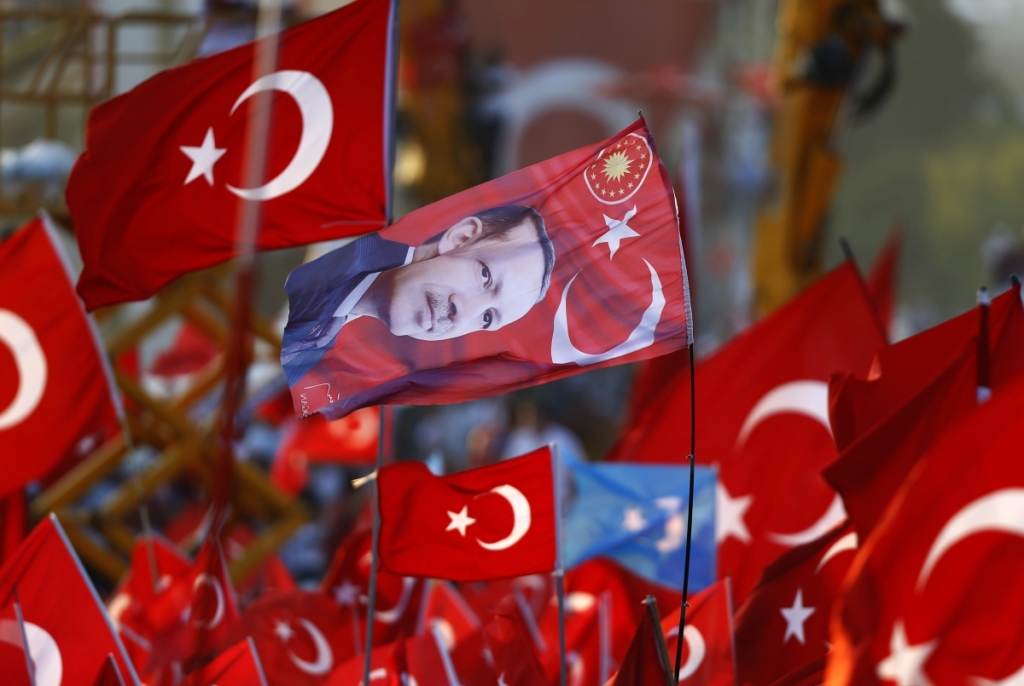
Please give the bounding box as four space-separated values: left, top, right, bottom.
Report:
418 580 481 651
278 408 379 466
321 527 423 645
67 0 395 310
378 448 556 581
612 602 670 685
0 217 121 497
865 229 902 339
609 263 886 602
149 323 220 378
328 634 449 686
91 655 126 686
768 655 826 686
485 614 548 686
732 521 855 684
291 118 691 420
829 373 1024 685
0 491 27 567
661 580 735 686
186 638 267 685
0 516 136 685
241 590 357 686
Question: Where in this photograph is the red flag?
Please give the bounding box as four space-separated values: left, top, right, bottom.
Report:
829 373 1024 684
283 118 692 420
67 0 397 310
417 580 482 652
0 491 27 566
242 590 356 685
610 262 886 601
485 614 548 686
91 654 127 686
769 655 827 686
378 448 557 581
0 515 138 685
732 522 855 684
0 216 121 496
186 638 268 686
865 228 902 339
271 408 380 495
612 598 671 686
660 580 736 686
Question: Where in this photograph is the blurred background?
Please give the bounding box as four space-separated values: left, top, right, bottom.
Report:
1 0 1022 586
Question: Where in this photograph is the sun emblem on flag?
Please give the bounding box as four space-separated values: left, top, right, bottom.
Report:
584 132 653 205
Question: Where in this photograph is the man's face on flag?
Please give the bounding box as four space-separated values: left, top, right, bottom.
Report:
379 214 550 340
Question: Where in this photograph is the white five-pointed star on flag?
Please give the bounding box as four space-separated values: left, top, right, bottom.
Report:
716 482 753 544
876 621 936 686
780 588 815 644
593 205 640 259
180 128 226 186
274 618 295 642
446 506 476 536
333 578 360 607
622 507 648 533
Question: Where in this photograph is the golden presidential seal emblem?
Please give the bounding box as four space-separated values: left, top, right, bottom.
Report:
583 132 654 205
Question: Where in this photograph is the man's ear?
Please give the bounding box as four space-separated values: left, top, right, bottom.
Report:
437 217 482 254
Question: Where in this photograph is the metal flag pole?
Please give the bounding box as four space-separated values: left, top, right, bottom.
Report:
551 441 568 686
598 590 612 684
13 585 36 686
362 406 387 684
977 286 991 405
673 342 697 684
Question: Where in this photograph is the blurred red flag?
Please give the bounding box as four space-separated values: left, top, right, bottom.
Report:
0 216 121 497
68 0 397 310
271 408 380 495
610 262 886 602
0 515 138 685
378 448 557 581
241 590 356 686
829 373 1024 684
417 580 481 652
186 637 268 686
660 580 736 686
865 228 902 339
485 614 548 686
91 655 127 686
612 599 671 686
283 118 692 420
732 521 855 684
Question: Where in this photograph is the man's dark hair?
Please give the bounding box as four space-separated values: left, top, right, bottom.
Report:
428 204 556 301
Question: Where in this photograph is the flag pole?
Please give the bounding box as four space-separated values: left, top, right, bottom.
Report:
363 406 387 684
598 590 612 684
977 286 991 405
551 441 568 686
673 342 697 684
13 585 36 686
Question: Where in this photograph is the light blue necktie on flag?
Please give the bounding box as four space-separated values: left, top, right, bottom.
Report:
562 460 716 591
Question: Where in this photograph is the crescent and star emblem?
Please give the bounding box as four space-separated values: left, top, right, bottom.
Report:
179 70 333 200
726 380 847 548
878 489 1024 684
0 309 48 430
446 485 532 551
0 619 62 686
664 624 706 681
275 617 333 676
190 573 225 629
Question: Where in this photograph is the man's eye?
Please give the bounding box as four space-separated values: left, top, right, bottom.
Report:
481 265 491 283
483 310 493 329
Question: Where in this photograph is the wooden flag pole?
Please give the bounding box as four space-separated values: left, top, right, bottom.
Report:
362 406 387 685
672 343 697 684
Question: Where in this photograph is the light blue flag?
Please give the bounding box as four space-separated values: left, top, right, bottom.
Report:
562 460 716 591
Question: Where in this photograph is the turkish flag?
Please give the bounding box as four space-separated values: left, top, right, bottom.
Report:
329 632 450 686
611 599 671 686
417 580 482 652
285 118 692 420
185 638 267 686
378 448 557 581
828 373 1024 685
67 0 397 310
0 216 121 497
732 521 855 684
865 228 902 339
485 614 548 686
0 515 138 685
609 262 886 601
242 590 356 685
660 580 735 686
826 283 1024 538
91 655 127 686
272 408 380 495
768 655 827 686
321 527 423 645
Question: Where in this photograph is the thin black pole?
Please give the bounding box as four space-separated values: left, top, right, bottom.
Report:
673 342 697 683
362 406 387 685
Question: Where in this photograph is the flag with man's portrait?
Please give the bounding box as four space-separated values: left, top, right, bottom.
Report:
283 118 692 419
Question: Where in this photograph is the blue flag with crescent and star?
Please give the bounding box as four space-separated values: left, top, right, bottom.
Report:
562 460 716 591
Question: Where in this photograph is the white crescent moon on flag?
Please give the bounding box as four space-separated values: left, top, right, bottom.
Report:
664 624 706 681
551 259 664 366
815 531 858 573
477 485 532 551
190 573 225 629
289 618 333 675
735 380 832 448
0 310 48 430
227 70 333 201
0 619 63 686
767 493 847 548
375 577 416 624
918 488 1024 590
